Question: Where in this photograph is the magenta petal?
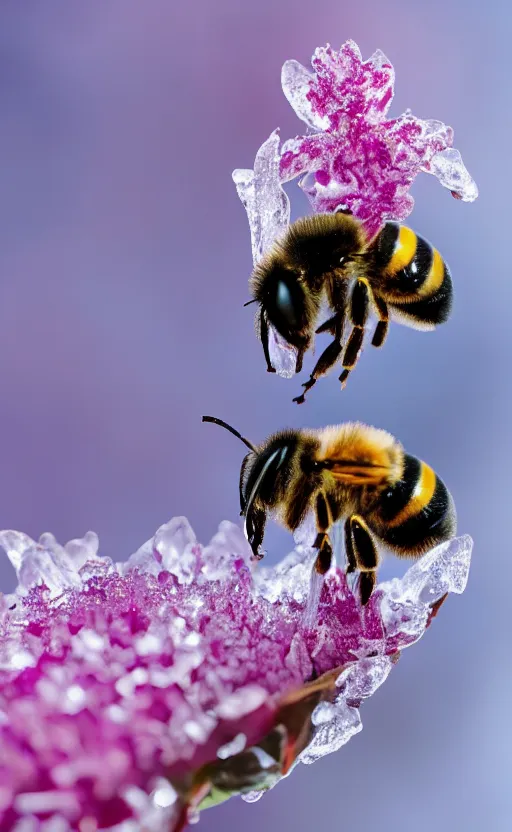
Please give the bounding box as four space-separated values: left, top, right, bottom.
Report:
283 42 396 132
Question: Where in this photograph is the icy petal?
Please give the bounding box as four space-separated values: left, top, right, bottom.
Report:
300 699 362 764
124 537 162 576
153 516 199 584
337 655 393 700
305 42 395 128
202 521 252 580
426 147 479 201
232 129 290 265
0 531 83 596
379 535 472 643
64 532 100 569
17 546 82 595
382 535 472 605
0 530 36 572
281 60 328 130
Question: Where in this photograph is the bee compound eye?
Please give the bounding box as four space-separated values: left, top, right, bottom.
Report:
273 279 303 330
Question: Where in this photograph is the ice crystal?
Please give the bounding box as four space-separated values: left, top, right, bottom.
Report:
0 518 472 830
233 130 290 267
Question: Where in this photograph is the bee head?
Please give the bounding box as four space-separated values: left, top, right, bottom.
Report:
252 262 311 351
202 417 301 557
240 432 300 517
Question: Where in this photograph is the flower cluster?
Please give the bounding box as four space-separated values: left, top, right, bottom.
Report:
0 519 471 830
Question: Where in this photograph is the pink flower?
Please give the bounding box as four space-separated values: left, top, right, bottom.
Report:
0 519 472 830
279 41 478 238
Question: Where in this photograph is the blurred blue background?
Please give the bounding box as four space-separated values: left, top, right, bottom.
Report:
0 1 508 830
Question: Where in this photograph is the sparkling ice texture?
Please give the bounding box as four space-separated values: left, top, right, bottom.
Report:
0 518 472 830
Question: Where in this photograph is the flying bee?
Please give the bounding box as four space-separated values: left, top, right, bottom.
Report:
247 212 453 403
202 416 456 605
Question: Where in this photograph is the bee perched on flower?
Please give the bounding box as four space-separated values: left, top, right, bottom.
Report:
203 416 456 605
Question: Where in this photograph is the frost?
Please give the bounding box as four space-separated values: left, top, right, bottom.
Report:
0 518 472 829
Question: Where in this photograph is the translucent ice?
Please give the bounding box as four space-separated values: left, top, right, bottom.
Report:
232 129 290 266
267 324 297 379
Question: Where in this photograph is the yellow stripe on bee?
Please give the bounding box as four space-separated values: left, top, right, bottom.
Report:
418 247 445 297
387 462 437 527
387 226 417 274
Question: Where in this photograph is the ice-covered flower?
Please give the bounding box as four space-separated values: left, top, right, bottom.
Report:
0 518 472 831
281 40 478 238
234 39 478 249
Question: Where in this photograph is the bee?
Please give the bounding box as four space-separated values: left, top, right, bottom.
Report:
202 416 456 605
247 212 453 403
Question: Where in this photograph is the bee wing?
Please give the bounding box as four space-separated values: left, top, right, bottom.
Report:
323 459 390 486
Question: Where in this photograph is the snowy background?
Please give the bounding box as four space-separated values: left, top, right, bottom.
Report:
0 2 508 830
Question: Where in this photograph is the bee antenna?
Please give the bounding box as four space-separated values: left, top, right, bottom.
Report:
243 299 258 307
202 416 257 452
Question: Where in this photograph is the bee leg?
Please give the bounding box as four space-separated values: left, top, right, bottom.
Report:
339 278 370 389
313 492 334 574
358 572 377 606
295 346 306 374
315 315 339 336
259 310 276 374
293 315 343 404
371 295 389 348
339 328 365 388
245 505 267 562
347 515 380 605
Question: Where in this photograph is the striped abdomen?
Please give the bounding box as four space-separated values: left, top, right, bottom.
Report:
373 454 456 554
372 223 453 326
